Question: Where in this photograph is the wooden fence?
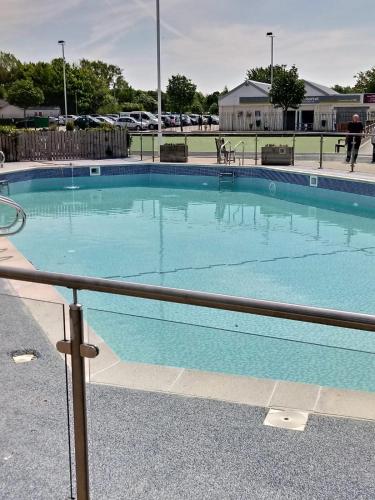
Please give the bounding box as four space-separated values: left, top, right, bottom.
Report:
0 129 129 162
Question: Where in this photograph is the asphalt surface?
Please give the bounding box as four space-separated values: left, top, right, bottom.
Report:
1 286 375 499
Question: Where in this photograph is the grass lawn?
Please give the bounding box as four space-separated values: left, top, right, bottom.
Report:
130 134 343 155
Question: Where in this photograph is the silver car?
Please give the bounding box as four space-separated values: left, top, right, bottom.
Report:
115 116 146 130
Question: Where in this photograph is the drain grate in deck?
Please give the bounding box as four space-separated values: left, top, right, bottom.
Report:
263 409 309 431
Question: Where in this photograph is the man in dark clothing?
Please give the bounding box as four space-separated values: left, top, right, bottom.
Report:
207 115 213 130
346 114 364 163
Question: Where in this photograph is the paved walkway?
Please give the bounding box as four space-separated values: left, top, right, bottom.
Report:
1 282 375 500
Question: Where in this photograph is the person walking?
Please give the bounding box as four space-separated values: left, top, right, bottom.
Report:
207 115 213 131
346 114 364 163
198 115 203 131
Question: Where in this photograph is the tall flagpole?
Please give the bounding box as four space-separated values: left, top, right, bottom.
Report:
156 0 162 140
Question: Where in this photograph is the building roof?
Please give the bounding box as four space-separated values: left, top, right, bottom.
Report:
219 78 359 106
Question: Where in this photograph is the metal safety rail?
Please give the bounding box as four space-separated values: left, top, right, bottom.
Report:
0 150 5 167
2 264 375 499
233 140 245 165
0 194 27 236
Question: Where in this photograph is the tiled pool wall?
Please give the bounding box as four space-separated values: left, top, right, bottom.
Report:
2 164 375 212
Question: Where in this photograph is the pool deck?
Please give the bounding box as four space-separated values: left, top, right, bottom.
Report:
2 153 375 183
2 187 375 422
2 290 375 499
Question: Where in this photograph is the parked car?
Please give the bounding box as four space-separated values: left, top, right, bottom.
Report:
115 116 146 130
95 116 115 125
189 114 199 125
123 111 158 130
74 115 102 129
204 115 219 125
58 114 77 125
181 114 191 126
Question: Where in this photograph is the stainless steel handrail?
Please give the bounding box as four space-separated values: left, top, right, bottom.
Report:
233 140 245 166
0 265 375 332
220 140 232 165
0 195 26 235
0 150 4 166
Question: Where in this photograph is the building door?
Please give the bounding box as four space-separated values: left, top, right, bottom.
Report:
301 110 314 131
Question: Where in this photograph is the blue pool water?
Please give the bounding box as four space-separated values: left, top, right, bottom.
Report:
8 171 375 391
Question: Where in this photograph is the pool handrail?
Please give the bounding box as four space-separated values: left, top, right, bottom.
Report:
0 194 27 235
2 263 375 500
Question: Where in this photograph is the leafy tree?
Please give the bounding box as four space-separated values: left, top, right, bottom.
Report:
332 84 354 94
190 91 205 114
113 76 134 104
133 90 157 112
97 94 120 114
0 52 22 86
221 85 229 95
7 79 44 117
209 102 219 115
246 65 287 84
121 102 144 112
166 74 196 130
205 91 220 113
269 65 306 130
353 67 375 93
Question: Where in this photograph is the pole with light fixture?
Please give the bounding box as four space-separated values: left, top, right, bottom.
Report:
58 40 68 122
266 32 275 89
156 0 162 141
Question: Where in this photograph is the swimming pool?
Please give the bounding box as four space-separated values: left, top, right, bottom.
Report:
6 165 375 392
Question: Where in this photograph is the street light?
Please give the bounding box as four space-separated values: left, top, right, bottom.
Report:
156 0 162 140
58 40 68 122
266 32 275 89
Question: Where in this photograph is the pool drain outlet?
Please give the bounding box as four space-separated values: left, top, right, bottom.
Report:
263 409 309 431
10 349 39 364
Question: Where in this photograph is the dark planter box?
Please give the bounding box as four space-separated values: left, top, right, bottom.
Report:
160 143 188 162
261 144 294 166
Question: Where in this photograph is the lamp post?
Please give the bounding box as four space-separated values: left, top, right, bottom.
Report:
58 40 68 122
266 32 275 88
156 0 162 139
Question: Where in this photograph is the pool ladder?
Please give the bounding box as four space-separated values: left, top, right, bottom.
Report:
218 171 236 190
0 194 27 236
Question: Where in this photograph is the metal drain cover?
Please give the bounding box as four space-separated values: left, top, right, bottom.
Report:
12 353 36 364
263 409 309 431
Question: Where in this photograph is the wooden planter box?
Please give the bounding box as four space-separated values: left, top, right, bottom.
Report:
261 144 294 166
160 143 188 162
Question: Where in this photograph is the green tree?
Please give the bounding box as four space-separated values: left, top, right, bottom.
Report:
166 74 196 130
133 90 157 112
332 84 354 94
0 52 22 86
7 79 44 117
269 65 306 130
246 65 287 84
208 102 219 115
353 67 375 93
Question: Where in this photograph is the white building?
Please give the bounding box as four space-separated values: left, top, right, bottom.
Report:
219 80 375 131
0 100 60 119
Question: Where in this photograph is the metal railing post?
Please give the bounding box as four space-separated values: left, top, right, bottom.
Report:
319 134 323 169
152 133 155 162
255 134 258 165
292 134 295 166
70 302 90 500
140 132 143 161
350 136 355 173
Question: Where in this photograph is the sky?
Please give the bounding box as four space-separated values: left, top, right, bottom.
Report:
2 0 375 93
